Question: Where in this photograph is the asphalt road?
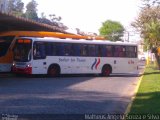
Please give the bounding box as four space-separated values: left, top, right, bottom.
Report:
0 63 145 120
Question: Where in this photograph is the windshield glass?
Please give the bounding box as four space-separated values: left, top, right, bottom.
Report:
14 39 32 62
0 36 15 57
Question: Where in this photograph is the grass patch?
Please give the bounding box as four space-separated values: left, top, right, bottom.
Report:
129 64 160 113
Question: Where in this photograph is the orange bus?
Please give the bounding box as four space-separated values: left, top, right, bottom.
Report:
0 31 105 72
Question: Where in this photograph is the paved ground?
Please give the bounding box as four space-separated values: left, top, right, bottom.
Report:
0 62 145 119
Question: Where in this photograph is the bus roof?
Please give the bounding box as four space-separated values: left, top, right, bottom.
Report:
0 31 105 40
20 37 137 46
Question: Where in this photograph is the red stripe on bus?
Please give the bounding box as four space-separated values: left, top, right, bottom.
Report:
95 58 100 69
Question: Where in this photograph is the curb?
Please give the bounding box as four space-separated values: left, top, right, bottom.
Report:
124 67 145 115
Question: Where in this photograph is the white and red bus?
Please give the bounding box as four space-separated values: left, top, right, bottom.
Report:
0 31 104 72
12 37 138 76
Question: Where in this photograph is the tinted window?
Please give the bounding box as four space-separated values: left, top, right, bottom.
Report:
71 44 81 56
88 45 96 56
56 43 64 56
34 41 137 58
126 46 137 58
97 45 103 57
33 42 46 59
64 43 71 56
97 45 113 57
80 44 88 56
46 43 57 56
114 46 125 57
106 45 113 57
46 43 52 56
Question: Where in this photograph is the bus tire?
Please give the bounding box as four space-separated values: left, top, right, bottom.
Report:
102 65 112 77
48 65 60 77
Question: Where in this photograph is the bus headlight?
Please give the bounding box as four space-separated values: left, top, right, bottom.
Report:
26 63 31 67
12 62 15 66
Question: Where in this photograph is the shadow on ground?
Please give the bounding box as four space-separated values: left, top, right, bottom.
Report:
129 92 160 114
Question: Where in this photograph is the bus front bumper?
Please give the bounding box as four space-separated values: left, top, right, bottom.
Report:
12 66 32 74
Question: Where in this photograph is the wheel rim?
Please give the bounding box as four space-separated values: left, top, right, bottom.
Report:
103 66 111 76
49 68 57 76
104 69 110 76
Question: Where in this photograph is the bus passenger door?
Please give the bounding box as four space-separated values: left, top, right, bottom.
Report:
32 59 47 74
32 42 47 74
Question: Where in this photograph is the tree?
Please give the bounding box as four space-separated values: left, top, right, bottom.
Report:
99 20 124 41
37 12 68 30
49 14 61 22
25 0 38 21
132 0 160 69
40 12 46 19
142 0 160 7
24 0 67 30
8 0 24 16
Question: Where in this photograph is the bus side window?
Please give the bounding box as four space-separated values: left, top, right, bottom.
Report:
46 42 56 56
88 45 96 57
71 44 81 56
103 46 107 57
106 45 113 57
56 43 64 56
46 43 52 56
80 44 88 56
33 42 46 59
95 45 99 57
126 46 136 58
98 45 102 57
125 46 129 57
114 46 125 57
64 43 71 56
98 45 106 57
51 43 56 56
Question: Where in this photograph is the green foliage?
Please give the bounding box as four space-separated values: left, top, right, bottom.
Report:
8 0 24 16
144 21 160 46
132 2 160 69
143 38 150 51
25 0 38 21
99 20 124 41
132 3 160 48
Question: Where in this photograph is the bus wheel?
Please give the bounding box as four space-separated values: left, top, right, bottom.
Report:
102 65 112 77
48 66 60 77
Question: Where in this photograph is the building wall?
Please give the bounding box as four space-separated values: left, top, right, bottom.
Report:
0 0 8 13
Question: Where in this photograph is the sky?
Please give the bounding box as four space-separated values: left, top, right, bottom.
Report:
23 0 141 35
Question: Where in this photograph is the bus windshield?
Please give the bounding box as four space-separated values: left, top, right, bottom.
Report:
14 39 32 62
0 36 14 57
